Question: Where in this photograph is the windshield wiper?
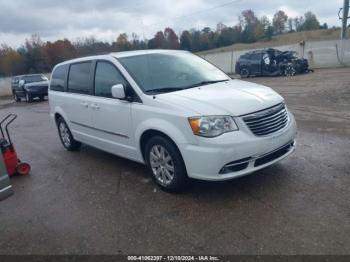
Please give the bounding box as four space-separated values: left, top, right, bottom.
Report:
144 87 186 94
185 79 229 89
144 79 229 94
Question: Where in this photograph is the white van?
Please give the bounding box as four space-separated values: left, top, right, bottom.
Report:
49 50 297 192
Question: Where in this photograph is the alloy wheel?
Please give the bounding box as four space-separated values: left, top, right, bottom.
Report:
59 122 71 148
149 145 175 186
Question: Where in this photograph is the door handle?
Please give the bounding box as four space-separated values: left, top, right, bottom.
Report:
91 104 100 110
80 102 89 108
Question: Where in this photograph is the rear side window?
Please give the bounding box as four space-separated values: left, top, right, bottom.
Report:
51 65 68 92
94 61 127 98
68 62 92 95
250 53 262 61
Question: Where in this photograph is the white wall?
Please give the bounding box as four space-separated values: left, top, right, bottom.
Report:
201 39 350 74
0 77 12 97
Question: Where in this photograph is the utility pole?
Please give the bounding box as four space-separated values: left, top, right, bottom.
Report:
341 0 349 39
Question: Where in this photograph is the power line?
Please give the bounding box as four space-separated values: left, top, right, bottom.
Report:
143 0 243 29
111 1 150 14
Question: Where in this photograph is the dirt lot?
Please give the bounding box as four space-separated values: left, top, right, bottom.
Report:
0 68 349 255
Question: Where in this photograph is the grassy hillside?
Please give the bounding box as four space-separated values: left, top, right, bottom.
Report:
198 28 350 55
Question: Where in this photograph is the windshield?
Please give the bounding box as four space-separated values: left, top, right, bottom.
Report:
118 52 229 94
24 75 48 83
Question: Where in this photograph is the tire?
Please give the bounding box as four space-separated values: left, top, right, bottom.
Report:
39 95 45 101
144 135 189 192
284 65 296 77
13 92 20 102
240 67 250 78
56 117 81 151
25 92 33 103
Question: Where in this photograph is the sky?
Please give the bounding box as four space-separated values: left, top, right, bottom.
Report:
0 0 345 47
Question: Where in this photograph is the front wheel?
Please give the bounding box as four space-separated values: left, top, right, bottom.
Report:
25 92 33 103
145 136 189 192
284 65 296 77
56 117 81 151
13 92 20 102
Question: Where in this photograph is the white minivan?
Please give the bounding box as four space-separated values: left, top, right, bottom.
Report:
49 50 297 191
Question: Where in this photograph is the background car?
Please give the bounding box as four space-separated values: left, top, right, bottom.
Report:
235 48 309 78
11 74 49 102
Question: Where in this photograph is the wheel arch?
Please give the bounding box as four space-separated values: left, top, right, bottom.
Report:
139 129 182 162
135 118 194 163
52 107 70 128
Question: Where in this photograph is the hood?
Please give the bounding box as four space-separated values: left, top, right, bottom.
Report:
156 80 284 116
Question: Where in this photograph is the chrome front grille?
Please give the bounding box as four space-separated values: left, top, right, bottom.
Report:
242 103 289 136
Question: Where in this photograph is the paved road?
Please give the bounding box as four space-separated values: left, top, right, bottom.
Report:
0 68 349 255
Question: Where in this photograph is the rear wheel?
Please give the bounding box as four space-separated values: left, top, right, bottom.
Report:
39 95 45 101
56 117 81 151
145 136 189 192
240 67 250 78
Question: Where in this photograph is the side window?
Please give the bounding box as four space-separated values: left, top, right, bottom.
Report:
250 53 262 61
94 61 127 98
51 65 68 92
68 62 92 95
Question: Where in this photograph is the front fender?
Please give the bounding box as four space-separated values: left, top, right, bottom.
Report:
134 118 196 156
135 118 190 144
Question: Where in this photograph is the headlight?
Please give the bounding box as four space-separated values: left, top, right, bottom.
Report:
188 116 238 137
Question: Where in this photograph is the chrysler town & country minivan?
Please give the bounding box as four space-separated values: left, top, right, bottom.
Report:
49 50 297 191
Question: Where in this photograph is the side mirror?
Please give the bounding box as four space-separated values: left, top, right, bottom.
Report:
111 84 126 99
19 80 25 87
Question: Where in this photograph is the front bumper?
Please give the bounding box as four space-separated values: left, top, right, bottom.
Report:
26 87 48 96
179 113 297 181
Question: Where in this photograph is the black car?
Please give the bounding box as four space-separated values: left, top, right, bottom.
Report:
11 74 49 102
235 48 309 78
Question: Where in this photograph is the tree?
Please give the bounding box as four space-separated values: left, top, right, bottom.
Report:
0 45 25 76
24 34 47 73
320 23 328 30
241 9 260 42
260 16 274 40
190 30 201 52
293 16 304 32
287 18 294 32
147 38 156 49
44 39 76 70
216 22 227 33
180 30 192 50
153 31 166 48
116 33 131 51
164 28 180 49
302 11 320 31
273 10 288 34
